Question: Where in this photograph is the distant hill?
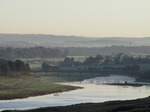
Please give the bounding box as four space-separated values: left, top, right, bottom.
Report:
0 34 150 47
63 46 150 56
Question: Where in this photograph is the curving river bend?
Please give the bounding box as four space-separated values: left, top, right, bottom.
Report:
0 75 150 111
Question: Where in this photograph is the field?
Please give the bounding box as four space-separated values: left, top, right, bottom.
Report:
0 75 81 100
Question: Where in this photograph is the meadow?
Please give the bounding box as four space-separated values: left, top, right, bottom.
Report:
0 75 81 100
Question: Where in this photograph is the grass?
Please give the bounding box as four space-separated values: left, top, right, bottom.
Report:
3 96 150 112
0 71 107 100
0 75 81 100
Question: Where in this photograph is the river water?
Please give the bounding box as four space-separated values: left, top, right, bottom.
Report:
0 75 150 111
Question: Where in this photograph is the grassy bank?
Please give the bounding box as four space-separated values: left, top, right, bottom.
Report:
0 71 108 100
0 76 81 100
3 96 150 112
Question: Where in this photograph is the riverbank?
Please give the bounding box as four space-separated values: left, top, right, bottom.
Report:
0 73 149 100
0 76 82 100
104 82 144 87
0 72 108 100
3 96 150 112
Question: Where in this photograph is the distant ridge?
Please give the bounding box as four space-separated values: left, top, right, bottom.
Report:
0 34 150 48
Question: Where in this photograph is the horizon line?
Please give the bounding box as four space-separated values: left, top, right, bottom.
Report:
0 33 149 38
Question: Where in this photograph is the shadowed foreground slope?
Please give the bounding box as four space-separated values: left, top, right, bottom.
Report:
3 96 150 112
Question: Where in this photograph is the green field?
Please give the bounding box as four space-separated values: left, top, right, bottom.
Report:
0 75 81 100
0 70 107 100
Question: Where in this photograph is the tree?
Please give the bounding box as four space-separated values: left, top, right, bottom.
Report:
142 70 150 78
15 60 27 71
42 62 51 70
61 57 75 67
0 62 10 73
131 64 140 71
128 57 135 64
114 53 123 64
42 62 59 70
121 55 130 64
25 63 30 71
104 56 111 64
95 55 104 62
84 56 97 64
0 58 30 76
8 61 16 71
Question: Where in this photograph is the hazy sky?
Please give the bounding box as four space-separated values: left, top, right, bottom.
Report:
0 0 150 37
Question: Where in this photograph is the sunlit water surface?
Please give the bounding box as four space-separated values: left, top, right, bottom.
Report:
0 75 150 111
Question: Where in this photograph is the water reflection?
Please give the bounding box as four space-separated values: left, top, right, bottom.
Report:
81 75 135 84
0 75 150 111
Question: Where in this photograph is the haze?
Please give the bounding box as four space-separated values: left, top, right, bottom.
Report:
0 0 150 37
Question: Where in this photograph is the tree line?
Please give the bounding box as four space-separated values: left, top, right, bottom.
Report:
1 46 150 60
83 53 150 65
0 59 30 76
57 53 150 68
41 54 150 80
0 47 68 60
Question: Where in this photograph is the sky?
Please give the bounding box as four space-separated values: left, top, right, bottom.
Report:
0 0 150 37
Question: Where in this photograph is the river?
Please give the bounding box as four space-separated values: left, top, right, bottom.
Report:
0 75 150 111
